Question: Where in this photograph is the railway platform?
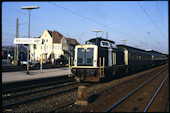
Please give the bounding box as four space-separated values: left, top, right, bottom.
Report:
2 67 72 84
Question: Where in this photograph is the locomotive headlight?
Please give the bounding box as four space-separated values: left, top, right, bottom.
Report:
74 60 76 65
94 60 97 66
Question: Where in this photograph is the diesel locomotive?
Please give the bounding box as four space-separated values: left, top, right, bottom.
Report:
69 37 167 82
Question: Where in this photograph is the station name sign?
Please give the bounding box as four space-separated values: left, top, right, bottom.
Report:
14 38 42 44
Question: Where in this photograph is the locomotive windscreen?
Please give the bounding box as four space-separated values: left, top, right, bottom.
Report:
77 48 94 66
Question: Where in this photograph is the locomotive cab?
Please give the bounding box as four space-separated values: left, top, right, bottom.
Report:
71 37 124 82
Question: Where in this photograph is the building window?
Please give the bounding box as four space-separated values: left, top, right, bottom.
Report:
42 39 45 44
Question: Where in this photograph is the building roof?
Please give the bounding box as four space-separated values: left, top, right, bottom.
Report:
66 38 80 45
48 30 64 43
47 30 79 45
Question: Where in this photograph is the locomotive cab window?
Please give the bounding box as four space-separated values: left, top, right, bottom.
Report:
100 41 110 47
77 48 94 66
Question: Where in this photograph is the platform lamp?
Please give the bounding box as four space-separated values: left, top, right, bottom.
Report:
21 6 39 74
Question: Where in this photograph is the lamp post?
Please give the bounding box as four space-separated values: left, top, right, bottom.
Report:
21 6 39 74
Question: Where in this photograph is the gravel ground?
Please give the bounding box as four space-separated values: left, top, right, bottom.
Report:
2 64 168 112
55 64 168 112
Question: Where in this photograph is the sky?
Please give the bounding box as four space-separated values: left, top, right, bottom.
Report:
1 1 169 54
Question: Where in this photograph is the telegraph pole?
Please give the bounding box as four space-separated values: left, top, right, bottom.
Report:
14 18 19 66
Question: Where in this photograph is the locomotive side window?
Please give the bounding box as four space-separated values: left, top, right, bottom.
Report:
100 41 110 47
110 43 117 48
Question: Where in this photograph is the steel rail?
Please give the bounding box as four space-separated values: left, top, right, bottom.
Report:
2 81 78 100
105 67 168 112
2 64 65 72
2 76 74 94
2 83 92 108
144 73 169 112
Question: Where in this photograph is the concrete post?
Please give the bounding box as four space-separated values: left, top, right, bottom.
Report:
14 18 18 66
75 86 88 105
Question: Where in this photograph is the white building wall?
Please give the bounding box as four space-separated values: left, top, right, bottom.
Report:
30 30 64 61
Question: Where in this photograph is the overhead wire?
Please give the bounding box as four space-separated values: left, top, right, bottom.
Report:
100 2 150 34
2 2 167 53
137 1 167 39
2 5 84 33
48 1 143 44
48 1 162 51
2 5 92 42
100 2 153 49
155 1 165 23
155 1 167 34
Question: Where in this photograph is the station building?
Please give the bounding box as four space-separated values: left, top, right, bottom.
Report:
30 30 79 62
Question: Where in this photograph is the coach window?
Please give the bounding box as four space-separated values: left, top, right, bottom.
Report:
139 54 141 60
129 52 132 59
136 53 139 60
135 53 137 60
142 54 144 60
131 53 133 59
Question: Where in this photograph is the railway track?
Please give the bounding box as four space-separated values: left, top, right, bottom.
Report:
2 75 74 94
2 80 77 100
2 80 93 112
105 67 169 112
54 64 168 112
2 64 66 72
2 64 168 112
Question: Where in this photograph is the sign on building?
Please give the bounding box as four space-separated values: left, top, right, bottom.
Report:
14 38 42 44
